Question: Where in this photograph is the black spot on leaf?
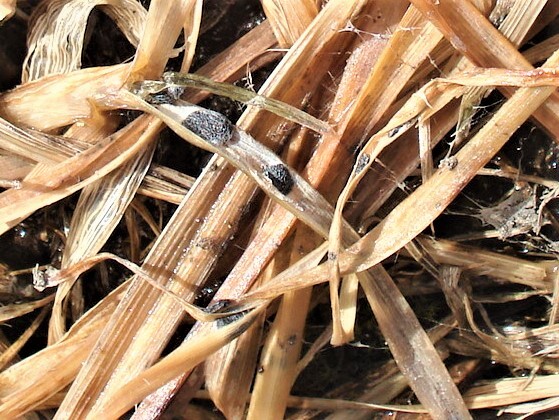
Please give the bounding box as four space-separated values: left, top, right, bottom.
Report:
263 164 294 195
182 109 234 146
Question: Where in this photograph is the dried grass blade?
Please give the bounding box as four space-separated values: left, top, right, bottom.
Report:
443 67 559 88
243 54 559 417
496 0 549 45
419 236 555 291
62 0 368 416
463 374 559 409
199 9 410 398
0 153 32 181
524 34 559 64
455 0 549 140
205 317 265 419
0 117 87 162
338 4 442 142
285 394 427 415
0 306 49 370
356 266 472 420
261 0 318 47
418 118 434 182
0 116 157 235
54 157 236 417
198 4 472 416
338 49 559 275
90 306 266 419
0 115 192 204
241 49 559 413
338 272 358 339
123 92 347 243
53 17 278 420
138 166 194 204
344 0 544 231
23 0 146 81
0 294 54 323
410 0 559 141
0 64 129 130
503 397 559 416
179 0 202 71
158 72 331 133
327 82 464 342
186 20 278 100
48 143 156 343
323 3 444 343
323 321 456 420
128 0 201 80
241 53 559 415
528 1 559 39
0 283 126 418
247 226 321 419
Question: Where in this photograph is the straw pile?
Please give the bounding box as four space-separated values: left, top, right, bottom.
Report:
1 0 559 418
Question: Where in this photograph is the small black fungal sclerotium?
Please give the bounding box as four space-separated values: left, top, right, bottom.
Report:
263 164 294 195
182 109 234 146
355 153 371 173
145 86 184 105
216 311 249 328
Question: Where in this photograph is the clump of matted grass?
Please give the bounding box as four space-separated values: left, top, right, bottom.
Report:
1 0 559 418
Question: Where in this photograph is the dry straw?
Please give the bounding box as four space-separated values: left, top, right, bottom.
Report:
1 0 559 419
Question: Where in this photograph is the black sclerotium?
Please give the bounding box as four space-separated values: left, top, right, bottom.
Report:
388 124 402 137
216 310 249 328
182 109 234 146
145 86 184 105
263 164 294 195
204 299 232 313
355 153 371 173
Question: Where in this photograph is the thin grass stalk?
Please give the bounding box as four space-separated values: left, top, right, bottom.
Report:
247 226 320 419
0 306 49 370
92 306 268 419
0 114 192 204
455 0 549 143
345 0 554 230
0 294 54 323
418 236 555 290
198 371 559 413
323 4 444 343
127 0 198 81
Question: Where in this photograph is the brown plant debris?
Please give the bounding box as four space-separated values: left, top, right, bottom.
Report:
1 1 559 419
